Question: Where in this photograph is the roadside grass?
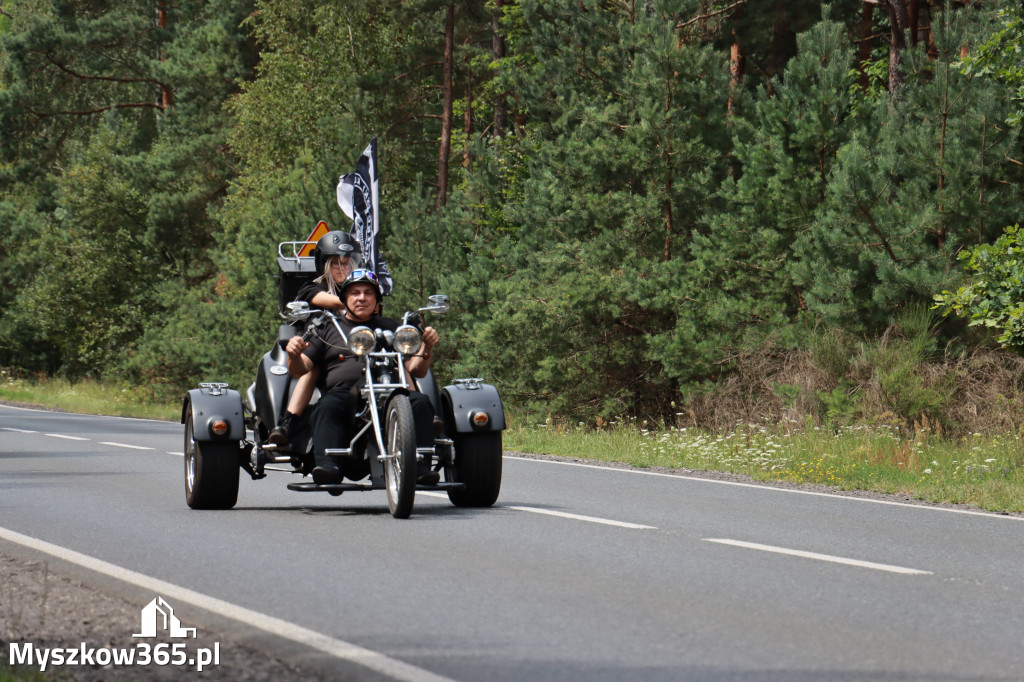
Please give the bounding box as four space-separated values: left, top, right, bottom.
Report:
504 417 1024 514
0 663 48 682
3 373 1022 514
0 371 178 421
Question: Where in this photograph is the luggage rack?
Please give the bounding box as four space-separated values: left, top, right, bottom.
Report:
276 241 318 317
277 240 316 262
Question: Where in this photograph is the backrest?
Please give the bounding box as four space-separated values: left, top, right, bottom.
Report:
276 241 317 316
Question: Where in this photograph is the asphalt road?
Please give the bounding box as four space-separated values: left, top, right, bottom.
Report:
2 403 1023 681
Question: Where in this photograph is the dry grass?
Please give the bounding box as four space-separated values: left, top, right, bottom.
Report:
678 339 1024 438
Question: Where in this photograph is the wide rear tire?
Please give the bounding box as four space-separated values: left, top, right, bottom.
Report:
447 431 502 507
384 395 417 519
184 406 239 510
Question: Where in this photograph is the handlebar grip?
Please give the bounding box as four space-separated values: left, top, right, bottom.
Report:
278 323 298 350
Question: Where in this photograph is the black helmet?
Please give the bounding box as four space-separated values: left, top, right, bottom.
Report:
312 231 361 274
339 269 383 302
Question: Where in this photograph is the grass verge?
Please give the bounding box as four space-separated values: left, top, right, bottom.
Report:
505 417 1024 514
0 372 178 421
0 664 47 682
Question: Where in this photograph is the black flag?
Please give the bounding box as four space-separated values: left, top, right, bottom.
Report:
336 137 393 295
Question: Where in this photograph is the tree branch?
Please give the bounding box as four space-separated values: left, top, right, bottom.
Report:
676 0 749 31
47 55 162 87
31 102 165 117
854 198 899 263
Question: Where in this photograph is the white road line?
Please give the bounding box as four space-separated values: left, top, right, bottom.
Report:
100 442 153 450
416 492 655 529
167 451 182 456
703 538 933 575
509 455 1024 522
0 525 457 682
0 402 171 423
508 506 656 529
44 433 89 441
1 427 37 433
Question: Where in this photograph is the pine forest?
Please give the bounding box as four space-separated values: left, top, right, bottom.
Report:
2 0 1024 435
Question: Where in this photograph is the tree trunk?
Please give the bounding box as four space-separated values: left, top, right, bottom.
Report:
767 3 793 88
156 1 172 109
463 54 473 170
857 4 874 91
885 0 908 97
907 0 919 46
727 11 744 116
436 3 455 211
492 0 507 136
663 81 674 262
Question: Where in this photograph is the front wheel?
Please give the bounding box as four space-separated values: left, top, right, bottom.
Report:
184 406 239 509
384 395 417 519
447 431 502 507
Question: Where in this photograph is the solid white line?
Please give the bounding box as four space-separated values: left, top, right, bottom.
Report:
703 538 933 575
508 455 1024 522
0 525 457 682
100 442 153 450
2 427 38 433
44 433 89 441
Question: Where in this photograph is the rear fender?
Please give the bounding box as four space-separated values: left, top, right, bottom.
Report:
182 383 246 442
441 380 505 433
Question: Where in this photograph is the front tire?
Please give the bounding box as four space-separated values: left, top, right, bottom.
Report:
384 395 417 519
184 406 239 509
447 432 502 507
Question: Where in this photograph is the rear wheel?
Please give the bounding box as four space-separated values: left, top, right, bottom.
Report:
384 395 417 519
184 406 239 509
447 431 502 507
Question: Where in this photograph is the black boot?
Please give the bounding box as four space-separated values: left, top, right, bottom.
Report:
269 411 296 446
417 455 440 485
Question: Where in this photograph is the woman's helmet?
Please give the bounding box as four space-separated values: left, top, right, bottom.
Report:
312 231 362 274
340 269 383 302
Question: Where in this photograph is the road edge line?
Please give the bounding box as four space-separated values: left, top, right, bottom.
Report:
0 525 456 682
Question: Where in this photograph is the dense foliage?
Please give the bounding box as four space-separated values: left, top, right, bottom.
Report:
1 0 1022 426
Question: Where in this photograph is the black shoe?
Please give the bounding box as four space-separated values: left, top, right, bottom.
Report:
417 470 440 486
312 465 342 485
269 412 295 446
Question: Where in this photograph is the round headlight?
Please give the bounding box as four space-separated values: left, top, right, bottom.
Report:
349 326 376 356
393 325 423 355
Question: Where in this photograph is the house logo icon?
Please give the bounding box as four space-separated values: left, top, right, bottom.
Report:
133 596 197 639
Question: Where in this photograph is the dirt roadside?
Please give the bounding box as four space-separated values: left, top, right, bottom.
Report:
0 550 333 681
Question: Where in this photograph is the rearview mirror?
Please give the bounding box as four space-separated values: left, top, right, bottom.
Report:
419 294 450 315
285 301 312 322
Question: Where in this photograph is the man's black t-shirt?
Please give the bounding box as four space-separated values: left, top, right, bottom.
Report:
302 313 398 391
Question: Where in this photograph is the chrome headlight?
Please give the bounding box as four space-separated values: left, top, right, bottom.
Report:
349 326 376 356
393 325 423 355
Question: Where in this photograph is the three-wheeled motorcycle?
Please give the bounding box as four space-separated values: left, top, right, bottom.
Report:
181 240 504 518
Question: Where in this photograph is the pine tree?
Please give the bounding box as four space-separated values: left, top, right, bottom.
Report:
802 6 1022 329
0 0 256 377
450 0 729 418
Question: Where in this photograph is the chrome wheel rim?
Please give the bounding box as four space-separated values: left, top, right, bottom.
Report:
386 406 401 500
185 415 197 492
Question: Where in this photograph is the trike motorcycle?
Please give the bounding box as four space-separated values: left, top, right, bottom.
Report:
181 241 504 518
